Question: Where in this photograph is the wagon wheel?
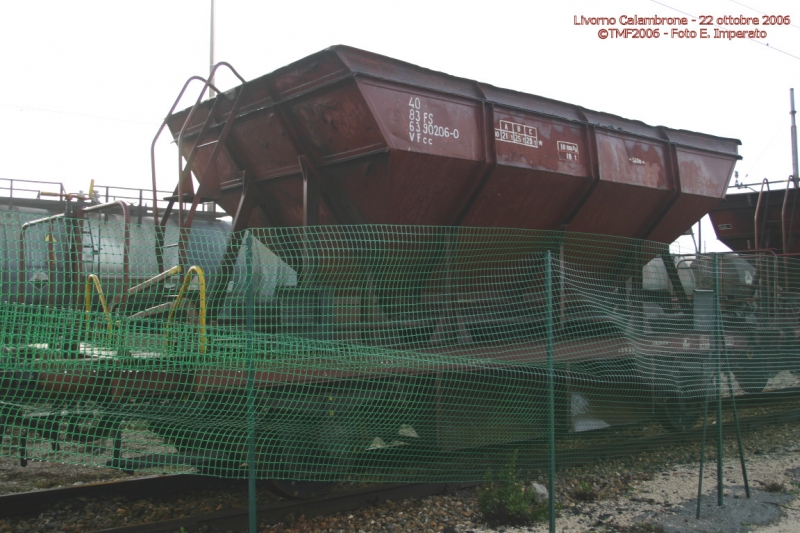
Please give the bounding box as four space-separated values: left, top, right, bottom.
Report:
731 348 774 394
268 419 354 499
659 384 703 433
658 358 709 433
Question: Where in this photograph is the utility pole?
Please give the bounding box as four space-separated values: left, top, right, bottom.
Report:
209 0 216 98
791 89 798 186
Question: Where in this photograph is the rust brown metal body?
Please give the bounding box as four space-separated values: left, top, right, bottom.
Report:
710 182 800 254
164 46 740 246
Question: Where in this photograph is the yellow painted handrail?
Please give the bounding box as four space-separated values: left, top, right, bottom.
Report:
165 265 207 354
84 274 112 331
128 265 182 296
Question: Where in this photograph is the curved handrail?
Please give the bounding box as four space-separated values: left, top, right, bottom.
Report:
781 175 798 253
128 265 183 297
165 265 207 354
84 274 112 332
176 63 247 229
18 213 66 304
174 62 247 268
80 201 131 308
754 178 771 249
150 75 220 228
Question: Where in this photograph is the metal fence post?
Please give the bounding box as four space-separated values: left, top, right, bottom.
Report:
714 254 724 507
723 342 751 498
696 253 712 519
545 249 556 533
245 231 257 533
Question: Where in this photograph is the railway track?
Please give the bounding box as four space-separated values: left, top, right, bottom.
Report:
1 389 798 533
94 482 477 533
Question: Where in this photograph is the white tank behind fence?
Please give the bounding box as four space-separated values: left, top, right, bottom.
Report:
0 207 297 314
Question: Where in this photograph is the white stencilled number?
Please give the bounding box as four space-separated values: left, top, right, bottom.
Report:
431 125 451 137
407 95 459 145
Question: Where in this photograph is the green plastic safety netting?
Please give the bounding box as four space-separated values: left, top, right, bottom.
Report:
1 211 799 483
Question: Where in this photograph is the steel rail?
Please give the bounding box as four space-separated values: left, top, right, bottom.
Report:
94 482 478 533
1 390 798 532
0 474 239 520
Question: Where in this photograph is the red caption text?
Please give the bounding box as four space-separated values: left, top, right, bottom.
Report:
574 14 790 40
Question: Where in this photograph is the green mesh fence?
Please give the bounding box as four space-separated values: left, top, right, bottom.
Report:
1 210 799 486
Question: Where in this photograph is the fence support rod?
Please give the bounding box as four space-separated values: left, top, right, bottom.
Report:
723 348 751 498
246 232 257 533
715 254 724 507
545 249 556 533
696 366 711 518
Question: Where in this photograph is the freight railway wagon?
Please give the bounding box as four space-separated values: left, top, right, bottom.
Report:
5 46 795 497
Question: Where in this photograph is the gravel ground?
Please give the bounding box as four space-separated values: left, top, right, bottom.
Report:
1 418 799 533
249 421 800 533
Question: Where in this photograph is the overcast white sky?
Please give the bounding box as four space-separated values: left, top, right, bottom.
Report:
1 0 799 251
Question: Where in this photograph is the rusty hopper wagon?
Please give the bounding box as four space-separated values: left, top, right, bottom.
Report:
160 45 740 345
166 45 738 247
2 46 756 497
710 180 800 255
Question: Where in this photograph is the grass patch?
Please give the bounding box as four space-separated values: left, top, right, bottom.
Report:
479 450 554 527
572 480 598 502
762 480 785 493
